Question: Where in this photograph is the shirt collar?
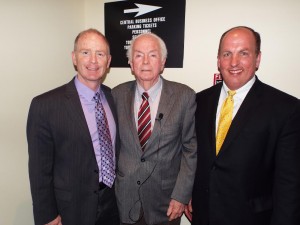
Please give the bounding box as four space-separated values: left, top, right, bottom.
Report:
74 75 102 101
136 76 163 102
222 75 256 98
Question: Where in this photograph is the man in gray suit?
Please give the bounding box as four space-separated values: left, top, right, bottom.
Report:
112 33 197 225
27 29 119 225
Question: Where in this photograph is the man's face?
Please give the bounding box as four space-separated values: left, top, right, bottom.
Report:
72 32 111 89
217 28 261 90
130 35 166 87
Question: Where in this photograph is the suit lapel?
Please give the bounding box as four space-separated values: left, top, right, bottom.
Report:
64 79 91 141
208 84 222 157
102 85 117 123
125 82 141 148
145 79 175 152
219 79 263 154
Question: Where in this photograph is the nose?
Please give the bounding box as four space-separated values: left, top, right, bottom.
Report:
90 53 97 63
143 55 149 64
230 54 239 67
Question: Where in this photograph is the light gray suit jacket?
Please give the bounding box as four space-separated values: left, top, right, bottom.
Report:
112 78 197 224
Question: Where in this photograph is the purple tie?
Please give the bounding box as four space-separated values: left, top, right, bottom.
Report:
93 92 115 187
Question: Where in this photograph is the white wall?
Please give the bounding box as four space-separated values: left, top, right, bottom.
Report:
92 0 300 98
0 1 84 224
1 0 299 224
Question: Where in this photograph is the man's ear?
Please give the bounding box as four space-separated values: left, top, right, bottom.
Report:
72 51 77 66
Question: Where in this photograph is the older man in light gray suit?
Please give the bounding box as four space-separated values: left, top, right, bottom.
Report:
112 33 197 225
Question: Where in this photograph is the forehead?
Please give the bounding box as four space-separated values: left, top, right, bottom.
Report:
77 33 107 49
133 35 160 51
221 28 256 48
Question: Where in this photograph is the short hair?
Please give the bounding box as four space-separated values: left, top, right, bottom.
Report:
127 33 168 63
73 28 110 54
218 26 261 56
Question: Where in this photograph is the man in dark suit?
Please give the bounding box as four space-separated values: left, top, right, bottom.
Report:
27 29 119 225
185 26 300 225
112 33 197 225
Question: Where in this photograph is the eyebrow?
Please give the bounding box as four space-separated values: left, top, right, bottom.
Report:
133 49 159 54
221 47 251 52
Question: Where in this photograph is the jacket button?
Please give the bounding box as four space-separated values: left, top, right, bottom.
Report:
137 181 141 185
141 158 145 162
94 169 98 173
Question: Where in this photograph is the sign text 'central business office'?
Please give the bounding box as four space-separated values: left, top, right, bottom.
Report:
105 0 186 68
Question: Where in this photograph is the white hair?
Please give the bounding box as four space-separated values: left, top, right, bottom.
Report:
126 33 168 63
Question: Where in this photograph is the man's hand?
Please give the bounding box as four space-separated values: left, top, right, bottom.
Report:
46 215 62 225
167 199 185 221
184 199 192 222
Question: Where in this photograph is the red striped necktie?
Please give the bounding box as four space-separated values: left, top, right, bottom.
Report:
138 92 151 151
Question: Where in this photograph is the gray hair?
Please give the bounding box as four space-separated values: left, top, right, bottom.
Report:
126 33 168 63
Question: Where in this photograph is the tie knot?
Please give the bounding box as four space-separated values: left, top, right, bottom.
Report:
228 90 236 97
93 92 101 102
142 92 149 100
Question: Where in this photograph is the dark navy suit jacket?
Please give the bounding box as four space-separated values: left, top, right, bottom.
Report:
192 78 300 225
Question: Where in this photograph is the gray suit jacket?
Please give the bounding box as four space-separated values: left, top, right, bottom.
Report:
112 78 197 224
27 78 118 225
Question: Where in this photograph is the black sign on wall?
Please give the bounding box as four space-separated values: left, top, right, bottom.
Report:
105 0 186 68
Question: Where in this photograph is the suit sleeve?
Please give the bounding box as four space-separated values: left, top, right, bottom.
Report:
27 97 58 225
272 101 300 225
171 90 197 204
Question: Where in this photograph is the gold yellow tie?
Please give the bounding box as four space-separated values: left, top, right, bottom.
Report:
216 90 236 155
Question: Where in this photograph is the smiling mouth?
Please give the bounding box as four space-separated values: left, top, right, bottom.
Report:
229 69 242 74
87 67 98 71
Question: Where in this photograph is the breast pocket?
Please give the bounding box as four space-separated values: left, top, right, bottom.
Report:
160 123 181 143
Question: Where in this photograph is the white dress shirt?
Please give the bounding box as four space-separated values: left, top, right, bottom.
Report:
216 76 256 135
134 77 163 130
